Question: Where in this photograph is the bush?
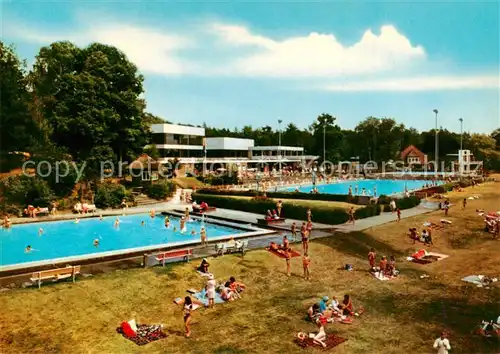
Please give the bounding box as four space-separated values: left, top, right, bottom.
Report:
144 181 175 200
382 196 421 212
195 188 363 204
95 183 127 209
193 194 381 225
0 175 54 207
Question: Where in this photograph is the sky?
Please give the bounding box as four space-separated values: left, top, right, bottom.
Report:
2 0 499 134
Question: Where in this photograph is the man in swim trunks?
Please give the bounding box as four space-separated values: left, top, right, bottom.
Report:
301 222 309 254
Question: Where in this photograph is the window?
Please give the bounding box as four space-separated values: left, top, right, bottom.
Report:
142 170 151 181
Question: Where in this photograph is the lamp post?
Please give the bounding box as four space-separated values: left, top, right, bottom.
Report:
256 172 261 192
433 109 439 172
323 122 326 163
278 119 283 186
459 117 464 175
459 118 463 152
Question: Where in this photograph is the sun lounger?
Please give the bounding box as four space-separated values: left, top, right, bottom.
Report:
30 265 81 288
144 249 193 267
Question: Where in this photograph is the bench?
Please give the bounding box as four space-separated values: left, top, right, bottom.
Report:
146 249 193 267
215 240 248 256
257 218 286 226
30 265 81 288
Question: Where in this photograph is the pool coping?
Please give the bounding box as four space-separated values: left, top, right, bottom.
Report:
0 213 274 274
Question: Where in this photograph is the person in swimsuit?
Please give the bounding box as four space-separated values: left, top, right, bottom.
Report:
200 227 207 247
182 296 194 337
306 209 312 222
348 207 355 225
396 208 401 222
93 239 100 247
301 222 309 254
206 274 216 308
368 248 376 270
164 216 170 228
291 222 297 241
303 253 310 280
282 235 290 250
276 200 283 217
379 256 388 274
339 294 354 316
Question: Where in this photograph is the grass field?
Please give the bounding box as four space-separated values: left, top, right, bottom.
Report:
0 182 499 354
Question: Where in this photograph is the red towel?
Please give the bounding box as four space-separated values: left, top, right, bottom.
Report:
267 247 301 259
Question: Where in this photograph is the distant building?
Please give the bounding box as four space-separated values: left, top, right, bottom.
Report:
147 123 318 172
400 145 427 165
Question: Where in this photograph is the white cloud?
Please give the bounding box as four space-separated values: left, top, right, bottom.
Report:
324 75 500 92
5 17 498 92
212 24 426 77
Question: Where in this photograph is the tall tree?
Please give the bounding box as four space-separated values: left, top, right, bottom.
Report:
310 113 343 162
0 42 36 156
29 41 148 181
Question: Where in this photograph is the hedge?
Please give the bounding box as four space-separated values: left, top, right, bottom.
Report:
145 181 175 200
192 193 381 225
95 183 130 208
195 188 363 204
382 196 421 212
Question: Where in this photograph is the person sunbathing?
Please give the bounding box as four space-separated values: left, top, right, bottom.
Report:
308 303 321 322
379 256 388 274
200 201 209 211
265 210 273 220
198 259 210 273
272 210 280 219
311 316 328 348
228 276 245 297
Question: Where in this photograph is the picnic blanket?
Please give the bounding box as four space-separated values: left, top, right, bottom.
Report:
192 288 226 306
116 324 167 346
266 247 301 259
295 333 347 350
408 250 449 264
371 271 397 281
462 275 498 287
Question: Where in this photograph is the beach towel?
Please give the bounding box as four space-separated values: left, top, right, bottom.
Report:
409 251 448 264
266 247 301 259
192 288 226 306
117 324 167 346
371 271 396 281
462 275 498 287
440 219 452 224
295 333 347 350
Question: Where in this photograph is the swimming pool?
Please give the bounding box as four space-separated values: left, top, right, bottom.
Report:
0 214 258 269
280 179 442 196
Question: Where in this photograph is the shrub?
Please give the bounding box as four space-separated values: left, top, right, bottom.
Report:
193 194 381 225
94 183 127 208
0 175 54 207
195 188 362 204
382 196 421 212
145 181 175 200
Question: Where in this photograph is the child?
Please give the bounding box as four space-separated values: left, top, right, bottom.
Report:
141 220 145 226
164 216 170 228
93 239 100 247
301 222 309 254
396 208 401 222
348 207 355 225
200 227 207 247
190 229 196 236
114 217 119 228
303 253 311 280
38 228 44 236
306 208 312 222
433 331 451 354
462 198 467 209
379 256 387 274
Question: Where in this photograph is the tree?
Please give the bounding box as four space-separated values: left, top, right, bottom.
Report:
0 42 36 157
29 41 148 182
491 128 500 149
310 113 343 162
143 112 168 125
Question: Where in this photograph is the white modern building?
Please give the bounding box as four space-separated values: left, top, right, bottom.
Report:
148 123 318 168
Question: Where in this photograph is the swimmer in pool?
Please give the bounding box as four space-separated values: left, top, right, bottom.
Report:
173 226 178 232
190 229 196 236
38 228 44 236
114 217 120 228
150 209 156 218
164 216 170 228
74 218 80 224
93 239 99 247
141 220 145 226
25 245 32 253
99 215 103 221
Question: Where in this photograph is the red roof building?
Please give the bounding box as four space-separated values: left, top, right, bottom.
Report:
400 145 427 165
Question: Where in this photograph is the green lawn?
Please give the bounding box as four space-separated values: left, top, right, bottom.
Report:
1 183 499 354
223 195 362 211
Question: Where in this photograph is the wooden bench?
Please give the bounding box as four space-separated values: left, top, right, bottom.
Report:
257 218 286 226
30 265 81 288
147 249 193 267
215 240 248 256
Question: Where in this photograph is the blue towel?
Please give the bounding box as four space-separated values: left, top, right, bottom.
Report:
193 288 226 306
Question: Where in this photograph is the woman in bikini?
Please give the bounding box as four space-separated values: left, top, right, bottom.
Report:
368 248 376 270
182 296 194 337
301 222 309 254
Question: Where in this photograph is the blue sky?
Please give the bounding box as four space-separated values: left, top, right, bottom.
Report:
3 1 499 133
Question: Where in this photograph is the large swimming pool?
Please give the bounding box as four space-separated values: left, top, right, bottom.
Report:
0 214 253 269
281 179 441 196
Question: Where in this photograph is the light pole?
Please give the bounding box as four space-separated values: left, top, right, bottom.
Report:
323 122 326 163
433 109 439 172
459 117 464 175
459 118 463 152
278 119 283 186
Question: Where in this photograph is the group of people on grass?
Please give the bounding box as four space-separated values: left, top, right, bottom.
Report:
368 248 398 277
409 227 434 245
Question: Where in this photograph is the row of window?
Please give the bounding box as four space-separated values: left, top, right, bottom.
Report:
156 148 305 159
152 134 203 146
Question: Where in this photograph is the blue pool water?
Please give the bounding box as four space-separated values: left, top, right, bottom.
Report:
282 179 441 196
0 214 246 267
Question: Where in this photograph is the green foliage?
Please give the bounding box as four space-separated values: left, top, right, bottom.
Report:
0 175 54 207
144 181 175 200
195 188 366 204
0 41 37 156
192 193 381 224
382 196 421 211
94 183 128 208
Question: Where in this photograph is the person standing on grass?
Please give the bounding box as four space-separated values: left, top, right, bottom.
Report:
306 208 312 222
284 249 292 276
433 331 451 354
368 248 376 270
348 207 355 225
462 198 467 209
301 222 309 254
206 274 216 308
200 227 207 247
303 253 310 280
396 208 401 222
443 200 450 216
181 296 194 337
282 235 290 250
276 200 283 217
